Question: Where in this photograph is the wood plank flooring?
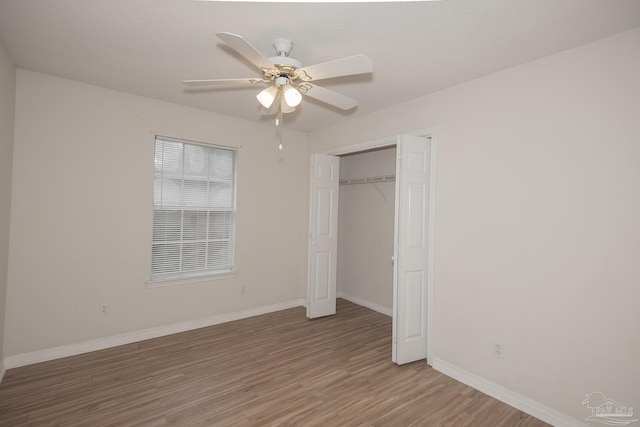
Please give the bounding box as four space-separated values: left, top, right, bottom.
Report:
0 299 549 426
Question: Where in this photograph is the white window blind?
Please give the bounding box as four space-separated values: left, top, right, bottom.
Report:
151 136 236 281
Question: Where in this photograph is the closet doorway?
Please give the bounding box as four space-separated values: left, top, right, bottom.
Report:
337 146 396 317
306 132 436 365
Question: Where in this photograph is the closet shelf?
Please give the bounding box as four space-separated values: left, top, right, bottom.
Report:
339 175 395 185
339 175 395 203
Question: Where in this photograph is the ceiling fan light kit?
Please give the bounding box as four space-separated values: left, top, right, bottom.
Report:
256 85 278 108
183 32 373 121
283 84 302 107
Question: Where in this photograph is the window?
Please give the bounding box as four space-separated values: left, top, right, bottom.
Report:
150 136 236 283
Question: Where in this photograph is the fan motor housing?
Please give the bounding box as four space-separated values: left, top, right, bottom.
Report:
268 56 302 69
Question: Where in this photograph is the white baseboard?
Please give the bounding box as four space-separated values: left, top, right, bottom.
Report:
338 291 392 317
431 358 588 427
4 298 305 369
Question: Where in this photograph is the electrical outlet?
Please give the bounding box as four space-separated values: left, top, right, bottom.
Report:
493 342 504 359
99 304 109 317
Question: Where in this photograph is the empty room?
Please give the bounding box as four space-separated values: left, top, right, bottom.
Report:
0 0 639 426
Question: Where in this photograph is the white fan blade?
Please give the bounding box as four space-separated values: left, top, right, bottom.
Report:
303 84 358 110
297 54 373 82
183 78 264 86
217 32 274 70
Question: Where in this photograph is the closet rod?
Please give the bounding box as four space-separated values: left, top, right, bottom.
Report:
339 175 396 185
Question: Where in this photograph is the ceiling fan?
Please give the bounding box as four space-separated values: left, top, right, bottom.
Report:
183 32 373 122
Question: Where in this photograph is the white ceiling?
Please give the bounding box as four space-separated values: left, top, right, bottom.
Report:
1 0 639 132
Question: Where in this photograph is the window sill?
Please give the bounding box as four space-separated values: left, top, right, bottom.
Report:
146 271 238 288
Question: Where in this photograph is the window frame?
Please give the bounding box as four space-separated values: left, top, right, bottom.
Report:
147 135 238 287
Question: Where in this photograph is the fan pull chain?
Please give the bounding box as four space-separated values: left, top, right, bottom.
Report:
276 106 282 127
276 97 284 150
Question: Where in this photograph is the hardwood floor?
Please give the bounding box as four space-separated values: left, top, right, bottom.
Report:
0 299 549 426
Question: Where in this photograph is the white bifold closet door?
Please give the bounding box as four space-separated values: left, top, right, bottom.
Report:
306 154 340 318
392 134 430 364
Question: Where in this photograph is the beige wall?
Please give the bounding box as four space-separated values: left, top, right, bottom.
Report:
310 28 640 423
0 36 16 369
338 147 396 311
5 70 309 356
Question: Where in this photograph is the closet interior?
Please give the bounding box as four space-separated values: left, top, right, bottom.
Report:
337 145 397 315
